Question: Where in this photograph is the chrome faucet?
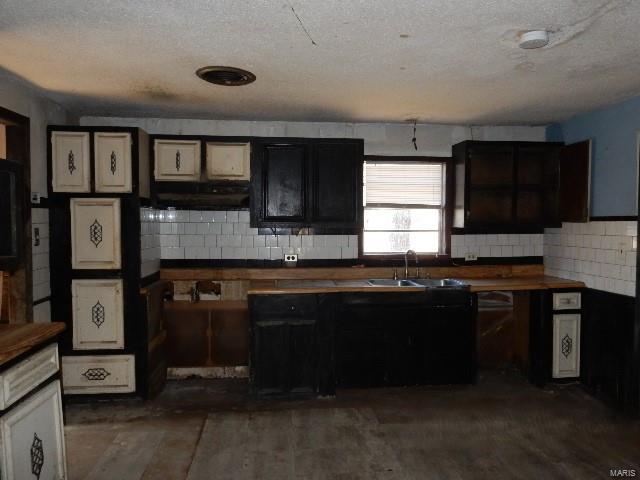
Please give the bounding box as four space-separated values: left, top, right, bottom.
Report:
404 249 419 278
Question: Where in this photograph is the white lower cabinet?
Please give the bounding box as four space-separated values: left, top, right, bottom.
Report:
72 280 124 350
552 314 581 378
62 355 135 394
0 380 67 480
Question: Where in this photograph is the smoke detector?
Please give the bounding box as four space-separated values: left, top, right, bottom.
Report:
518 30 549 49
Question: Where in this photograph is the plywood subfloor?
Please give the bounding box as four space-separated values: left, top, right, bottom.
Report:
64 372 640 479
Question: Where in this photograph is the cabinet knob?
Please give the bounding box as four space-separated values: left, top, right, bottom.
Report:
290 305 296 311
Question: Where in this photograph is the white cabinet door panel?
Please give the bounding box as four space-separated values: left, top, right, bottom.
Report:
0 380 67 480
72 280 124 350
61 355 135 394
206 142 250 180
552 314 581 378
154 140 200 181
71 198 121 270
51 131 90 192
94 132 132 193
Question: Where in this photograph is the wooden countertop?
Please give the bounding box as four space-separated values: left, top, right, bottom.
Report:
0 323 66 368
247 276 584 295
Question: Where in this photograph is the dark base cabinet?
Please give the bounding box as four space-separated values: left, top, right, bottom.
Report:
581 289 637 414
248 291 476 398
336 292 475 389
249 295 319 397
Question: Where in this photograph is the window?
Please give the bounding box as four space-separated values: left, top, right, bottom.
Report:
362 159 447 255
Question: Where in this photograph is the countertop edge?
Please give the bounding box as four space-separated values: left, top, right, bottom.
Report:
0 322 66 368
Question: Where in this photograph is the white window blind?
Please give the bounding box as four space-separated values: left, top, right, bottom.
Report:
363 160 446 255
364 162 443 206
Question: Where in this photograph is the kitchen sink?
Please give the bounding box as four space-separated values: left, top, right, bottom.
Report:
366 278 468 288
412 278 468 288
367 279 422 287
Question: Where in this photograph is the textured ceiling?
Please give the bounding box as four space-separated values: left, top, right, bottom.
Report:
1 0 640 124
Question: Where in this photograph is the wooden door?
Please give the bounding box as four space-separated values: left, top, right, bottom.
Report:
559 140 590 222
154 139 201 181
552 314 581 378
310 141 362 226
94 132 132 193
0 380 67 480
205 142 250 181
287 320 317 394
252 320 289 395
261 144 307 224
72 279 124 350
423 304 475 384
51 131 90 192
70 198 121 270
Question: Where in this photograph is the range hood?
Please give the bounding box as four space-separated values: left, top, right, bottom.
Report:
155 182 250 209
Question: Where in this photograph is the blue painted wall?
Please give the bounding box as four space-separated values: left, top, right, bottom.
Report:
546 96 640 217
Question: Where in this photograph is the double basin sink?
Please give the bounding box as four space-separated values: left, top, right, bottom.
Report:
367 278 468 288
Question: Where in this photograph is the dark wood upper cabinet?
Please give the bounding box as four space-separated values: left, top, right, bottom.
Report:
251 138 363 228
453 141 562 232
559 140 590 223
263 143 307 223
310 141 362 226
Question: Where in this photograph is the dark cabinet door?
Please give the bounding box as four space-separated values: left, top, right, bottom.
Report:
250 138 363 228
258 143 308 224
288 321 318 394
559 140 590 223
310 141 363 226
422 305 475 384
252 320 290 396
336 304 387 388
249 295 319 397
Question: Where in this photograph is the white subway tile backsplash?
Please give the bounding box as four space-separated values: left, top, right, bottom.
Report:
544 221 637 297
212 211 227 223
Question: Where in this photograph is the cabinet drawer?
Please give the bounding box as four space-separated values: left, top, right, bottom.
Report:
0 380 67 480
62 355 135 394
51 131 91 193
552 314 581 378
154 139 201 181
553 292 581 310
251 295 317 318
206 142 250 180
72 279 124 350
71 197 121 270
94 132 132 193
0 344 59 411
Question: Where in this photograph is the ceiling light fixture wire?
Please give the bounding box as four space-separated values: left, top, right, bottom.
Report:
412 120 418 150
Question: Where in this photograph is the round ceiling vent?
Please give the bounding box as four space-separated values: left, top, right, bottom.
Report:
195 66 256 86
519 30 549 49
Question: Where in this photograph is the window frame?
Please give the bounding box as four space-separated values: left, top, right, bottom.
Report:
360 155 453 262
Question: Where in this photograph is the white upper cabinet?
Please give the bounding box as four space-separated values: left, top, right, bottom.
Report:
72 279 124 350
70 198 121 270
51 131 90 192
154 139 201 181
206 142 250 181
94 132 132 193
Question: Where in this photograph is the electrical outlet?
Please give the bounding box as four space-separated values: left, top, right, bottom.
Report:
464 252 478 261
616 242 626 264
31 192 41 204
284 253 298 267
